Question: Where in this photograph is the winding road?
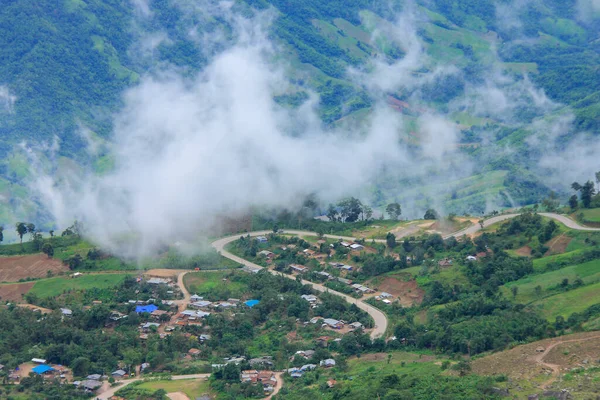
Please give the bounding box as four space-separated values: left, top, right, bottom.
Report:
211 212 599 341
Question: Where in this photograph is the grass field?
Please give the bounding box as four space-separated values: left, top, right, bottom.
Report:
529 280 600 321
183 271 249 299
347 351 441 377
136 378 212 399
29 273 133 298
503 259 600 303
579 208 600 224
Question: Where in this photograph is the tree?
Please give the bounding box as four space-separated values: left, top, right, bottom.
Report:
326 204 338 222
15 222 27 244
386 232 396 249
363 205 373 221
596 171 600 192
338 197 363 222
386 203 401 220
26 223 35 239
511 286 518 298
0 226 3 243
49 230 54 237
569 194 578 210
452 359 472 376
542 191 560 212
424 209 439 220
581 180 596 208
478 219 484 229
42 243 54 258
572 182 582 192
71 357 90 377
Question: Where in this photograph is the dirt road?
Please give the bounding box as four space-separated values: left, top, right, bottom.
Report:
447 212 600 238
211 232 388 339
534 335 600 389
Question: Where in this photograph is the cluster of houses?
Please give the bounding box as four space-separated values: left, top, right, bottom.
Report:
307 316 364 331
286 357 336 378
374 292 394 304
241 369 277 394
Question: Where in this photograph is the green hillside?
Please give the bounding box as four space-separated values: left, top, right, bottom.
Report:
0 0 599 223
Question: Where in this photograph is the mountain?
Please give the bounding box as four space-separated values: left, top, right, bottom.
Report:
0 0 599 231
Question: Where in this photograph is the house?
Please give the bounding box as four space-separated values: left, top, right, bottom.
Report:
141 322 161 331
245 299 260 307
112 369 127 378
317 271 331 278
337 277 352 285
301 364 317 371
181 310 210 319
217 302 236 309
249 357 274 368
350 243 364 251
151 309 169 319
340 242 350 247
188 348 201 357
380 292 392 298
301 294 318 303
438 258 453 267
382 299 392 304
60 307 73 317
466 255 477 261
241 370 259 383
147 277 169 285
351 284 373 294
72 272 83 278
242 265 261 274
32 365 55 375
303 249 316 256
190 294 203 302
190 300 212 309
256 236 268 243
32 358 47 364
80 379 102 392
310 317 322 324
136 304 158 314
199 334 211 342
349 322 363 330
339 264 353 271
86 374 102 381
141 363 150 373
320 359 336 368
258 250 274 258
290 264 307 273
110 311 127 321
323 318 343 329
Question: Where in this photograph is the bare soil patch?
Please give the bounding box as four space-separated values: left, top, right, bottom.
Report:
167 393 191 400
369 277 424 306
472 331 600 385
16 303 53 313
545 234 572 255
145 269 185 278
0 282 34 302
515 246 532 257
388 223 420 239
0 254 67 282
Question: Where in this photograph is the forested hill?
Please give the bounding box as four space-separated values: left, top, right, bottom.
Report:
0 0 599 225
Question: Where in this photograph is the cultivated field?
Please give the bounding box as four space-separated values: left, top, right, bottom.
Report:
0 254 68 282
529 280 600 320
367 276 425 306
0 282 35 302
136 379 212 400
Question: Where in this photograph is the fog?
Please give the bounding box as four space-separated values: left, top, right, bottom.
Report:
29 1 598 258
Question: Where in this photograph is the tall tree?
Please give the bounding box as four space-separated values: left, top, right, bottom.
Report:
596 171 600 192
568 194 578 210
0 226 3 243
338 197 363 222
581 180 596 208
363 205 373 221
386 203 402 220
26 223 36 239
386 232 396 248
15 222 27 244
424 209 439 220
326 204 338 222
42 243 54 258
572 182 582 192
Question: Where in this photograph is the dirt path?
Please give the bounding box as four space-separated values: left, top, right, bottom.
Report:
265 372 284 399
174 271 191 313
534 335 600 389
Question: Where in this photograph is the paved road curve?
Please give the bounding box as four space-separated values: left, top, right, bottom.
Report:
211 232 388 339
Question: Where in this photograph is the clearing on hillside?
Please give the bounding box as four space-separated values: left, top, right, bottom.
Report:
545 234 572 255
0 254 68 282
0 282 34 301
368 276 425 306
472 331 600 383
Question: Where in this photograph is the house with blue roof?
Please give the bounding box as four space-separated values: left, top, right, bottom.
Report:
32 365 54 375
135 304 158 314
245 299 260 307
